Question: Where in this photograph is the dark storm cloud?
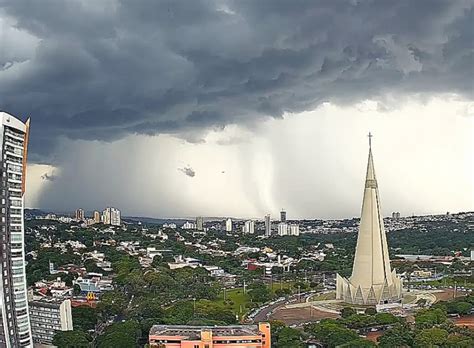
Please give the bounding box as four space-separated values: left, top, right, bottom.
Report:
0 0 472 161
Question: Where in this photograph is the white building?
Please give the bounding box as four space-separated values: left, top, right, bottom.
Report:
225 218 233 232
277 222 288 236
289 224 300 236
242 220 255 234
182 221 196 230
102 207 121 226
0 112 33 346
29 297 73 345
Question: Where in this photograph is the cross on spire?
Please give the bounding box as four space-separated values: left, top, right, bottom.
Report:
368 132 373 149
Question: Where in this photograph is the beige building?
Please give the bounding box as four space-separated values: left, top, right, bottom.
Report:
93 210 101 223
336 136 402 305
29 297 73 345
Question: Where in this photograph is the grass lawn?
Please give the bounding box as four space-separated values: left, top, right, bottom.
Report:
205 281 299 320
309 292 336 301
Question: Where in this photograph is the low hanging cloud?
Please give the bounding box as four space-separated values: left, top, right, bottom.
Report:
40 172 57 181
178 166 196 178
0 0 472 162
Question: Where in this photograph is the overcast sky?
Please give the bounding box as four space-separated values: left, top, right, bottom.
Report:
1 0 473 218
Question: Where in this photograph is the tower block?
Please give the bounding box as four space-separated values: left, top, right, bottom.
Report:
336 135 402 305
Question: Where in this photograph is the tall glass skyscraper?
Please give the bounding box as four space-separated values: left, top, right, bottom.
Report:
0 112 32 347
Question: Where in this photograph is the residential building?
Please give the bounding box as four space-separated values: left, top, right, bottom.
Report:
280 209 286 222
225 218 232 232
28 298 73 345
93 210 101 224
149 323 271 348
265 214 271 236
336 135 402 304
0 111 33 346
182 221 196 230
289 224 300 236
242 220 255 234
277 222 288 236
75 208 84 221
102 207 121 226
196 216 204 231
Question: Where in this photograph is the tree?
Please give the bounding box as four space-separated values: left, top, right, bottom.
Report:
307 320 360 348
378 323 414 348
450 301 472 315
248 282 272 303
97 291 128 318
275 327 304 348
415 308 447 328
97 320 141 348
414 328 448 347
53 331 90 347
340 306 357 318
72 306 98 332
365 307 377 316
340 338 376 347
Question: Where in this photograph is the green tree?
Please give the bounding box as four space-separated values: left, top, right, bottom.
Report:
340 306 357 318
97 320 141 348
53 330 90 347
97 291 128 318
340 338 376 347
72 306 98 331
248 282 272 303
414 328 448 347
365 307 377 316
307 320 359 348
378 323 414 348
275 327 304 348
415 308 447 328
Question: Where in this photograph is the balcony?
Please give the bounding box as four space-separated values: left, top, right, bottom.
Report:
4 129 24 142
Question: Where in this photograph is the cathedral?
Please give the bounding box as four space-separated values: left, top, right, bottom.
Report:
336 135 403 305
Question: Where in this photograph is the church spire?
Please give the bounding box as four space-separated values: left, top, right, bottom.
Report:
336 134 402 304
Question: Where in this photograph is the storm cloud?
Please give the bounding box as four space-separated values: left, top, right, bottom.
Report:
0 0 472 162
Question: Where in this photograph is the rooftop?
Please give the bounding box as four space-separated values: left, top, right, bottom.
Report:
149 324 264 339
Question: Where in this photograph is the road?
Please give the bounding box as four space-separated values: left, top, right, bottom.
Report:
251 292 313 323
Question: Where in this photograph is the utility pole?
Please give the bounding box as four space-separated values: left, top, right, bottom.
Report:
243 280 247 294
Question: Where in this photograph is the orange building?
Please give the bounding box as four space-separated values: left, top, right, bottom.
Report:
149 323 271 348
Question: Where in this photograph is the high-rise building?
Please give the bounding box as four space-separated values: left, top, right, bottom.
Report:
102 207 121 226
149 323 271 348
264 214 271 236
391 212 401 219
242 220 255 234
336 135 402 305
28 297 73 345
289 224 300 236
0 112 33 346
225 218 232 232
93 210 101 224
280 209 286 222
196 216 204 231
75 208 84 221
277 222 288 236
